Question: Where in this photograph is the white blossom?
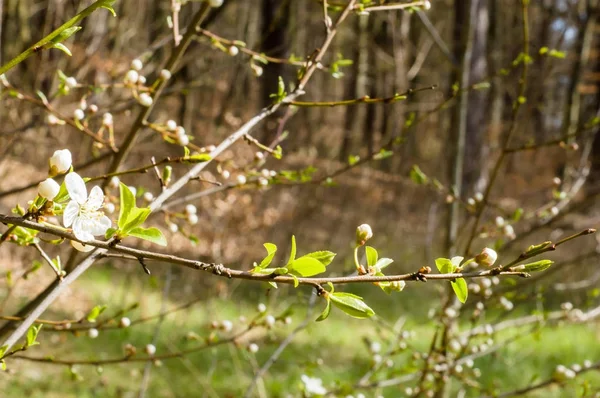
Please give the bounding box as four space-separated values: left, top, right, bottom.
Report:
188 213 198 225
38 178 60 200
63 172 111 242
73 108 85 121
265 315 276 328
236 175 247 185
228 46 239 56
356 224 373 245
49 149 72 175
257 303 267 313
120 317 131 328
221 320 233 332
88 328 99 338
185 204 197 215
143 192 154 202
208 0 224 7
102 113 113 127
138 75 147 85
248 343 259 353
166 120 177 130
495 216 505 227
65 77 78 88
301 375 327 396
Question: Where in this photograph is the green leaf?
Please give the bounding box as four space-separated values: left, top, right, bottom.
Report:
258 243 277 268
128 227 167 246
53 180 70 203
26 325 42 347
121 207 151 233
374 258 393 271
521 260 553 272
329 292 375 319
286 235 296 265
435 258 453 274
316 299 331 322
0 360 5 370
291 274 299 288
105 227 117 239
451 278 468 303
302 251 336 266
0 345 8 358
51 26 81 44
268 281 278 289
410 165 428 184
118 183 135 230
86 305 107 323
50 43 72 56
365 246 378 267
184 154 211 163
288 256 326 277
100 0 117 17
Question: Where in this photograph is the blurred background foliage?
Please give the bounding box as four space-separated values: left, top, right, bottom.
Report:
0 0 600 396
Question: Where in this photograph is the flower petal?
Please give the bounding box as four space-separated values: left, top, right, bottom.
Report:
65 172 87 204
72 217 95 242
88 215 111 236
63 200 80 228
86 186 105 210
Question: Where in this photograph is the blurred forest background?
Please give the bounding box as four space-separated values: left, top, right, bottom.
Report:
1 0 600 397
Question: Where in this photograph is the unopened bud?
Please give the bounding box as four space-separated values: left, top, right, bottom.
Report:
38 178 60 200
356 224 373 246
475 248 498 267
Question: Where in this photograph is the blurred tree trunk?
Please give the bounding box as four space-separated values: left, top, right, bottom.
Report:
260 0 290 142
339 14 369 162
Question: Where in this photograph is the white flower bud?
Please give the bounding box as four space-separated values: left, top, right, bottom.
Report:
88 328 99 338
221 320 233 332
166 120 177 130
550 206 559 216
71 240 95 252
444 307 457 319
74 108 85 121
561 302 573 311
104 202 115 214
265 315 276 328
221 170 230 179
248 343 259 353
423 0 432 10
145 344 156 356
131 59 143 71
124 69 139 84
254 152 264 161
47 114 61 125
500 296 514 311
258 177 269 186
206 145 216 152
503 224 516 239
188 213 198 225
467 197 476 206
143 192 154 202
138 93 153 107
168 223 178 233
160 69 172 80
49 149 72 175
370 341 381 353
102 112 113 126
449 340 461 352
228 46 239 56
284 316 292 325
38 178 60 200
252 64 263 77
261 169 270 178
475 247 497 267
176 133 189 146
356 224 373 246
120 317 131 328
185 204 197 215
208 0 224 8
257 303 267 313
474 192 484 202
109 176 120 189
65 77 78 88
236 175 247 185
138 75 147 85
553 177 561 186
89 104 98 113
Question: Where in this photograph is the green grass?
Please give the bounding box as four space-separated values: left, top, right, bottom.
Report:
1 265 599 397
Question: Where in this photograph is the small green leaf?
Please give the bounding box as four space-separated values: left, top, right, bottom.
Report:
374 258 393 271
51 26 82 43
105 227 117 239
118 183 135 230
410 165 428 184
268 281 278 289
273 267 288 275
291 274 299 288
128 227 167 246
0 345 8 358
525 241 552 254
288 256 326 277
451 278 468 303
121 207 151 233
258 243 277 268
316 299 331 322
365 246 378 267
329 292 375 319
302 251 336 266
100 0 117 17
287 235 296 265
521 260 553 272
184 154 211 163
86 305 107 323
26 325 42 347
50 43 72 56
0 360 5 371
435 258 453 274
